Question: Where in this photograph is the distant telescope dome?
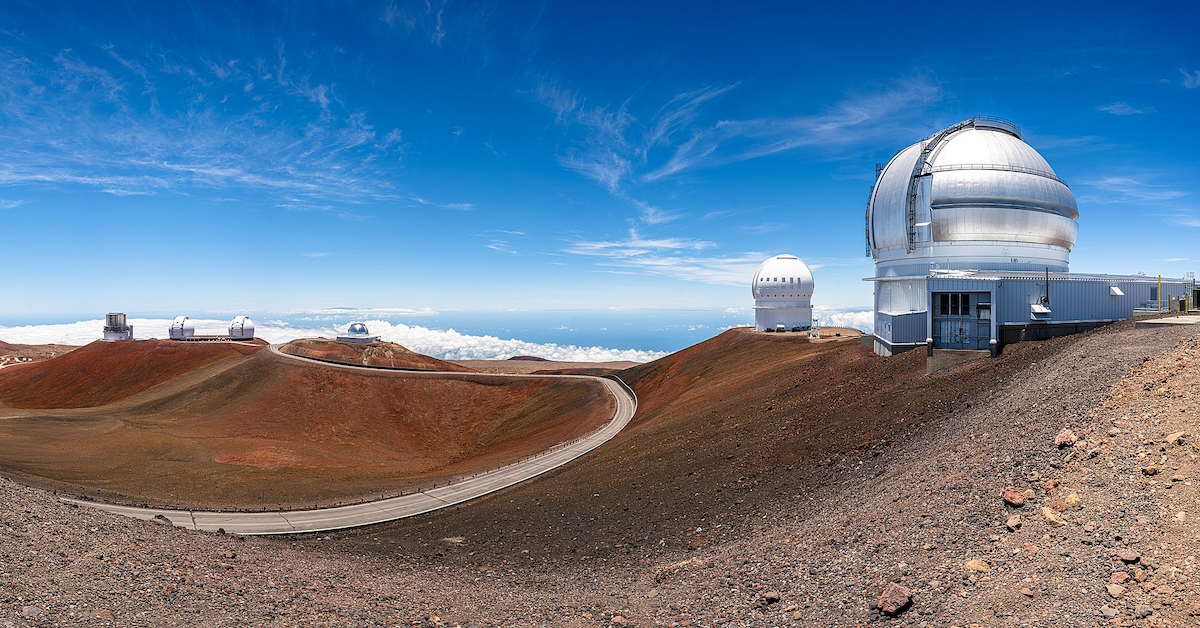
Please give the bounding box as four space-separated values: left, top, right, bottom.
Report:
752 254 815 332
168 316 195 340
337 322 380 343
752 255 815 303
867 116 1078 274
229 316 255 340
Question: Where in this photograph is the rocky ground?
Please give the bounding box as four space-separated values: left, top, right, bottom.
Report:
1 321 1196 626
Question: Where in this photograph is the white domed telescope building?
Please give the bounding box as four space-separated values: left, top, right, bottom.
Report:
866 116 1191 358
336 322 380 343
752 254 815 332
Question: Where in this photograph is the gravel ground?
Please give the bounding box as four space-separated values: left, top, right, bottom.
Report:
1 321 1196 626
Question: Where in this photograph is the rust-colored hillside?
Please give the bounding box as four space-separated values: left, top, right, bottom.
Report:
279 338 473 372
0 340 263 409
0 345 612 508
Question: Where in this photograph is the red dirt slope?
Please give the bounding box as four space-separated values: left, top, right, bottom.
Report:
279 338 472 372
0 340 263 409
0 348 612 508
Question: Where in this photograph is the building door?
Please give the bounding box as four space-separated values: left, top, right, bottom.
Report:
932 292 991 350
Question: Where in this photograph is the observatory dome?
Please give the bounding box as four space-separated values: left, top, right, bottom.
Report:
346 322 369 336
752 254 815 332
229 316 255 340
752 255 815 302
866 116 1078 274
168 316 195 340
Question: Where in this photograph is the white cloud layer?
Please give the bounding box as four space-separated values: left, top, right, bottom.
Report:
814 308 874 333
0 318 668 363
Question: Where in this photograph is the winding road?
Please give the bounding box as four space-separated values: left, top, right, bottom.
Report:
62 345 637 535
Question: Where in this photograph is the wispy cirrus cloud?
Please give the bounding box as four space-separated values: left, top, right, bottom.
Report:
0 42 411 212
1078 176 1188 204
1164 211 1200 228
300 252 332 258
0 199 27 209
1181 68 1200 89
563 229 765 286
1098 102 1146 115
642 73 943 182
407 196 473 210
531 72 942 222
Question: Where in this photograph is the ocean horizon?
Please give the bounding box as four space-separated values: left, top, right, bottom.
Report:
0 307 874 363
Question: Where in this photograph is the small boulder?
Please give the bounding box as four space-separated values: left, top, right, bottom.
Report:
1001 486 1026 507
1064 493 1081 508
1107 584 1126 598
1100 606 1119 618
1055 429 1078 448
876 582 912 615
611 616 629 626
1041 506 1066 527
1117 549 1141 563
1143 465 1160 476
1111 572 1130 584
1166 431 1186 445
963 558 990 573
1006 515 1022 531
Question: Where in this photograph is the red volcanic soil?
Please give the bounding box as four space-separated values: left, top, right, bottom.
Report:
325 326 1018 560
279 338 473 371
0 340 263 409
0 345 612 508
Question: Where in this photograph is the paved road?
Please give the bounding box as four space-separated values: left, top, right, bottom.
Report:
63 345 637 535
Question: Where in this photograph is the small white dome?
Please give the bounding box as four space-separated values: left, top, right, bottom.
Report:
229 316 255 339
169 316 195 339
346 322 369 336
751 255 815 302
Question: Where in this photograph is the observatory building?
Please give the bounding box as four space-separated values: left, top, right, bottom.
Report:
336 322 380 343
102 313 133 341
169 316 195 340
865 116 1190 357
752 255 814 332
168 315 256 341
229 315 255 340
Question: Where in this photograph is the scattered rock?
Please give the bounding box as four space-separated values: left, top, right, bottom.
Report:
21 607 41 619
1143 465 1160 476
610 616 629 625
1019 587 1035 597
1041 506 1065 527
1100 606 1119 618
1110 572 1130 584
963 558 990 573
1117 549 1141 563
876 582 912 615
1001 486 1026 507
1165 431 1186 445
1134 605 1152 619
1106 584 1126 598
1054 429 1078 448
1064 493 1080 508
1005 515 1022 531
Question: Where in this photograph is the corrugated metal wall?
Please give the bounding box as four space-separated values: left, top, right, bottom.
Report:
926 276 1190 326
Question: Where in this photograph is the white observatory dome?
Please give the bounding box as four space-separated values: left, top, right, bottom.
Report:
752 254 815 332
229 316 255 339
346 322 369 336
169 316 195 340
752 255 815 302
867 116 1078 275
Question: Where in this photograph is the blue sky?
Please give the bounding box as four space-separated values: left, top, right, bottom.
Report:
1 1 1198 318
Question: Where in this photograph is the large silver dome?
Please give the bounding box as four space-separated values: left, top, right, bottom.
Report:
866 116 1078 274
